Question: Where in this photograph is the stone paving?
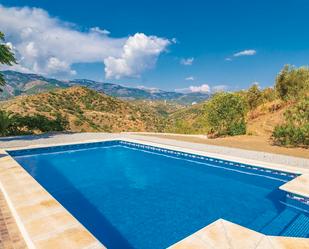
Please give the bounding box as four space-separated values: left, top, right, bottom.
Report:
0 191 27 249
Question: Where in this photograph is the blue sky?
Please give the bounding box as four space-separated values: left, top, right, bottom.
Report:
1 0 309 92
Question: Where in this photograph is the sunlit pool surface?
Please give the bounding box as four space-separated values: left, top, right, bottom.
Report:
9 141 309 249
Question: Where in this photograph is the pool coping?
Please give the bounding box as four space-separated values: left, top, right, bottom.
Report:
0 136 309 249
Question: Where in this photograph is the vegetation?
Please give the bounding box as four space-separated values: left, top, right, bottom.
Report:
0 110 68 136
164 64 308 148
0 32 16 89
269 65 309 147
272 97 309 147
0 110 12 136
275 65 309 101
246 83 262 110
165 101 209 134
205 93 247 136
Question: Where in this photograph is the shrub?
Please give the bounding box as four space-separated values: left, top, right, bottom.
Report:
206 92 247 136
0 110 13 136
0 111 69 136
272 97 309 147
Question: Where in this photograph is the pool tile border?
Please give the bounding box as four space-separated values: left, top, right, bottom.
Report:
0 150 106 249
1 136 309 249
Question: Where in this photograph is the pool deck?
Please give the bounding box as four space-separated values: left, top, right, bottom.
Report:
0 132 308 249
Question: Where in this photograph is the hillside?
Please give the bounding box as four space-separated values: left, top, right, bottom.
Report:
0 86 166 132
246 100 289 137
0 70 210 105
0 84 297 137
165 102 210 134
165 98 290 137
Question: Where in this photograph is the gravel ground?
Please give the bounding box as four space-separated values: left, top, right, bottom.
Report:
1 132 308 169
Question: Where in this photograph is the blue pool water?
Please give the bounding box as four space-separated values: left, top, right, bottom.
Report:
10 141 309 248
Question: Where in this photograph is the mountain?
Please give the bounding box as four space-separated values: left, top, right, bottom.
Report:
0 86 166 132
68 79 184 101
0 70 210 104
0 70 67 99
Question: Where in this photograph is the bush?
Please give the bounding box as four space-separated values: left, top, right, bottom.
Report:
0 110 13 136
275 65 309 101
206 92 247 136
272 97 309 147
0 111 69 136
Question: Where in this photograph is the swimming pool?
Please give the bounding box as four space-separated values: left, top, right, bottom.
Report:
8 140 309 249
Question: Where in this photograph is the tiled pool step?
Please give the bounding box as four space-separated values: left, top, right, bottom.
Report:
281 213 309 237
248 210 278 231
261 209 300 235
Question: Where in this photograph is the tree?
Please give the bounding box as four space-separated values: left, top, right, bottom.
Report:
247 83 262 110
275 65 309 101
206 92 247 136
0 31 16 89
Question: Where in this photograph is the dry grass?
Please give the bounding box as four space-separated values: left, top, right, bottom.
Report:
246 100 288 136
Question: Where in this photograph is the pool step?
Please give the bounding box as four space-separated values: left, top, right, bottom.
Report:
280 213 309 237
250 210 278 231
261 209 299 235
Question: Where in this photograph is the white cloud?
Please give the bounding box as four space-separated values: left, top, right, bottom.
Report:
104 33 170 79
176 84 210 93
176 84 229 94
189 84 210 93
0 5 170 78
185 76 194 81
233 49 256 57
225 57 232 61
90 27 110 35
180 57 194 66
